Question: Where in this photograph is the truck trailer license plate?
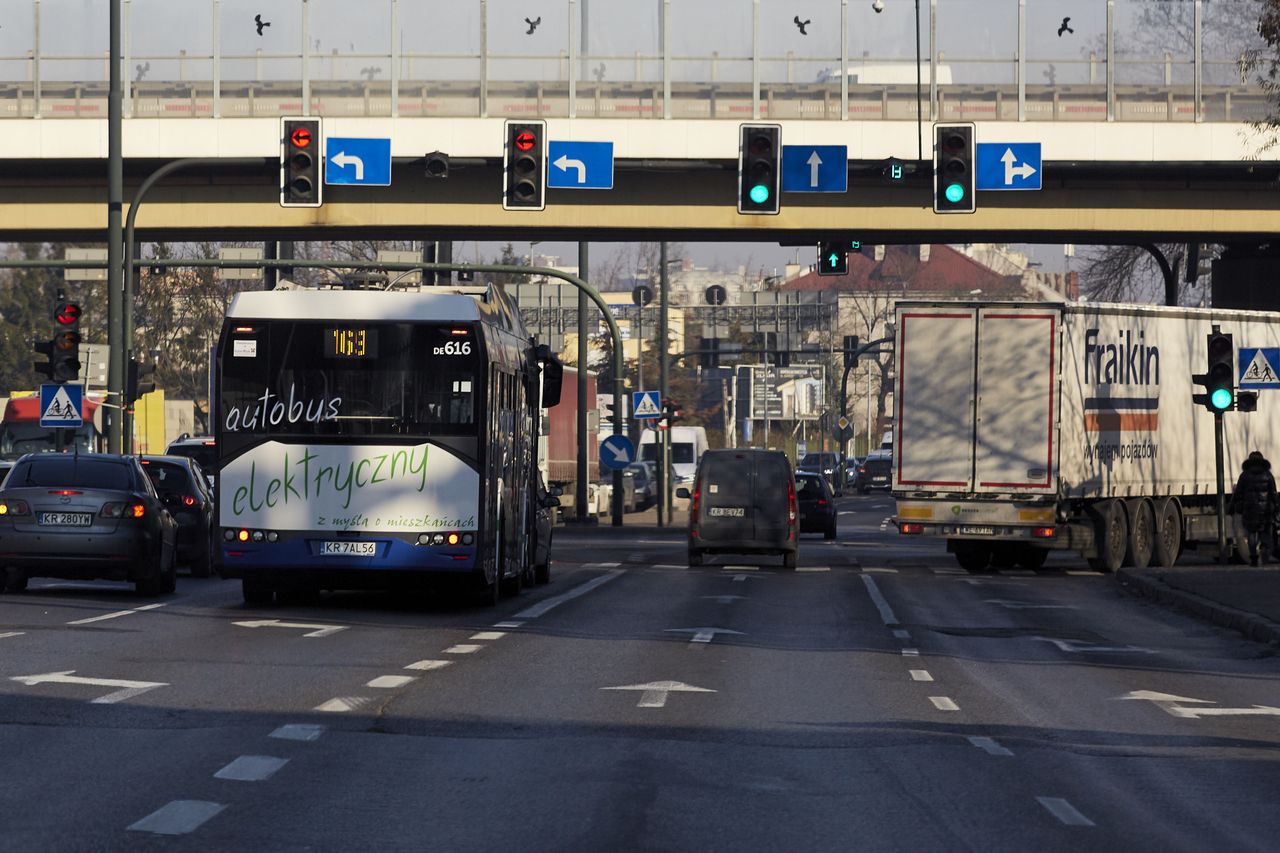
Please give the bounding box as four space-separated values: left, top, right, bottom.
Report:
709 507 745 517
320 541 377 556
958 526 995 536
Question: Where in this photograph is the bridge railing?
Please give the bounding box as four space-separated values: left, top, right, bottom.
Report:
0 0 1266 123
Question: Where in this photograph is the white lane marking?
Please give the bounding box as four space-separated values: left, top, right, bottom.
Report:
985 599 1077 610
796 566 830 573
601 680 715 709
513 569 625 619
862 567 898 574
860 574 899 626
94 686 166 705
666 627 743 644
405 660 453 672
732 575 749 583
270 724 325 742
1067 570 1104 576
1036 636 1155 654
901 648 920 657
443 644 482 654
0 632 25 640
909 670 933 682
469 631 506 641
652 564 687 569
313 696 371 713
968 736 1014 757
1119 690 1280 719
932 567 966 575
893 629 911 640
128 801 226 835
214 755 289 782
367 675 416 689
67 603 166 625
702 595 746 604
724 565 758 572
11 670 168 704
583 561 621 568
493 621 524 629
929 696 960 711
233 619 347 638
1036 797 1095 827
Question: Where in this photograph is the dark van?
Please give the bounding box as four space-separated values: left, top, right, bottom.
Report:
678 449 797 568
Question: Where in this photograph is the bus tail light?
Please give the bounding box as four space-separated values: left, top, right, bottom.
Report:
899 522 925 535
1032 526 1056 539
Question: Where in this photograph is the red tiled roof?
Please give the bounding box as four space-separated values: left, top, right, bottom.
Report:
779 245 1025 296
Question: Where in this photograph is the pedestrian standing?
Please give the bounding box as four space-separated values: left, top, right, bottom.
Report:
1232 450 1276 566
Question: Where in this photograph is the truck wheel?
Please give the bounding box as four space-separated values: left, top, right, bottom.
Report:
1088 499 1128 573
1017 546 1049 571
953 541 992 573
990 544 1019 569
1125 499 1155 569
1151 499 1181 568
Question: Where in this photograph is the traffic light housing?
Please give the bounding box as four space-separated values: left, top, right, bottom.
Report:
933 123 975 214
738 124 781 215
1193 331 1235 412
33 338 54 380
843 335 860 369
817 241 849 276
281 117 322 208
661 399 681 426
50 297 82 383
503 120 546 211
127 357 157 406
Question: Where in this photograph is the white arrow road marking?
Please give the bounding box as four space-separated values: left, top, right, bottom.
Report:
233 619 347 638
270 724 325 742
553 153 586 183
806 150 823 187
968 736 1014 757
128 801 226 836
1037 636 1154 654
702 595 746 604
10 670 168 704
1001 147 1037 185
68 603 166 625
861 574 899 626
665 627 744 644
985 599 1077 610
602 680 716 708
330 150 364 180
1118 690 1280 719
1036 797 1094 827
214 755 289 782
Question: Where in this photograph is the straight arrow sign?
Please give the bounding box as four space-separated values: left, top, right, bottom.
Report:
234 619 348 638
1119 690 1280 719
602 680 716 708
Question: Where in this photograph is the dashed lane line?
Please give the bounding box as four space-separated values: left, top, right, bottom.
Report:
860 574 900 627
469 631 506 641
270 724 325 742
0 632 24 640
213 756 289 782
513 569 625 619
313 696 372 713
901 648 920 657
367 675 416 689
443 644 483 654
405 660 452 672
909 670 933 682
67 603 166 625
795 566 830 573
1036 797 1095 827
929 696 960 711
861 567 898 573
968 736 1014 757
128 801 226 836
493 621 524 629
723 566 759 572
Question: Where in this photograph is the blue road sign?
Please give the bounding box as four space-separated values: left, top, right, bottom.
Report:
975 142 1042 191
781 145 847 193
600 434 636 471
632 390 662 419
325 137 392 186
1239 347 1280 388
547 141 614 189
39 383 83 428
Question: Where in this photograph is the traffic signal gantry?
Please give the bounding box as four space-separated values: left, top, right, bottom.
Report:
933 122 976 214
281 117 322 208
503 120 547 211
738 124 781 215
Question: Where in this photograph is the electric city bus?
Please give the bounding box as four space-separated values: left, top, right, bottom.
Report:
213 283 561 605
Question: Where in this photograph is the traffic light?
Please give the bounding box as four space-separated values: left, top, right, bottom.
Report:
737 124 781 215
50 297 82 383
127 357 157 405
281 117 322 208
661 399 681 426
843 335 860 369
933 123 975 214
33 338 54 380
817 241 849 276
1193 331 1235 412
425 151 449 179
503 120 546 211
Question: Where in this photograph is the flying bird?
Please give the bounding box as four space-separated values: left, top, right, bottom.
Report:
524 16 541 35
1057 16 1073 37
254 14 271 36
794 16 810 35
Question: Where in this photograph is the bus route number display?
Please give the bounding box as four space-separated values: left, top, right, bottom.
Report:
326 327 378 359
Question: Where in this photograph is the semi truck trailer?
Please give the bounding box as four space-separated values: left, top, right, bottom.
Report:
891 302 1280 571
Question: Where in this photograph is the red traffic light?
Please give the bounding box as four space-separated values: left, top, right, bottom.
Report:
289 126 313 148
55 303 81 325
514 131 536 152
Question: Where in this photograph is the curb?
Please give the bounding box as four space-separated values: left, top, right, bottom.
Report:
1116 569 1280 647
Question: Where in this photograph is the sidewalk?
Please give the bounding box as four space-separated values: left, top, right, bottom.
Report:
1117 560 1280 646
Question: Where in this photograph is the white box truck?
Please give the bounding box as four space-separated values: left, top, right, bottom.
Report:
891 302 1280 572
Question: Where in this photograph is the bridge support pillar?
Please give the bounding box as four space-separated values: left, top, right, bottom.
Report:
1212 243 1280 312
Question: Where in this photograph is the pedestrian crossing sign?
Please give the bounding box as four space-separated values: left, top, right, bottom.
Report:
1239 347 1280 389
632 391 662 419
39 383 84 428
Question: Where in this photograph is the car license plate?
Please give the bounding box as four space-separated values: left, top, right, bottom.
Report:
708 506 745 518
37 512 92 527
958 526 995 536
320 540 377 556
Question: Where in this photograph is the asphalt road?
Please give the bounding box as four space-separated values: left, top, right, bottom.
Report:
1 492 1278 852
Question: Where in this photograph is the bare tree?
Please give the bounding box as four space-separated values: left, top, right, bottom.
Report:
1078 243 1212 306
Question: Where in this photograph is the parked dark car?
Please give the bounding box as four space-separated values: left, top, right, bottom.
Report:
531 474 560 584
0 453 177 595
858 452 893 493
798 451 843 495
140 455 215 578
679 449 797 569
796 471 837 540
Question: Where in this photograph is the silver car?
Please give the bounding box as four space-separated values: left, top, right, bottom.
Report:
0 453 178 596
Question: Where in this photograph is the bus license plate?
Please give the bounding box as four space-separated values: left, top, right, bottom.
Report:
709 507 745 517
38 512 93 527
320 541 377 556
958 526 995 536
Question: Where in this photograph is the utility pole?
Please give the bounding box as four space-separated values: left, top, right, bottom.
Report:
658 242 671 526
106 0 124 453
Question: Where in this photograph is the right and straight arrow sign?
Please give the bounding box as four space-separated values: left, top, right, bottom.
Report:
975 142 1042 191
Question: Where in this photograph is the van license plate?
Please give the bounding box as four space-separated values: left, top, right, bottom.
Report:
958 526 995 536
320 541 377 556
709 507 745 518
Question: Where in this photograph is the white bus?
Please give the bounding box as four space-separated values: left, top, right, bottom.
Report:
213 284 561 605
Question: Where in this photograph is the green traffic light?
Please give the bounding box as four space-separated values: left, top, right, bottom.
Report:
749 184 770 204
945 183 965 203
1211 388 1234 410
